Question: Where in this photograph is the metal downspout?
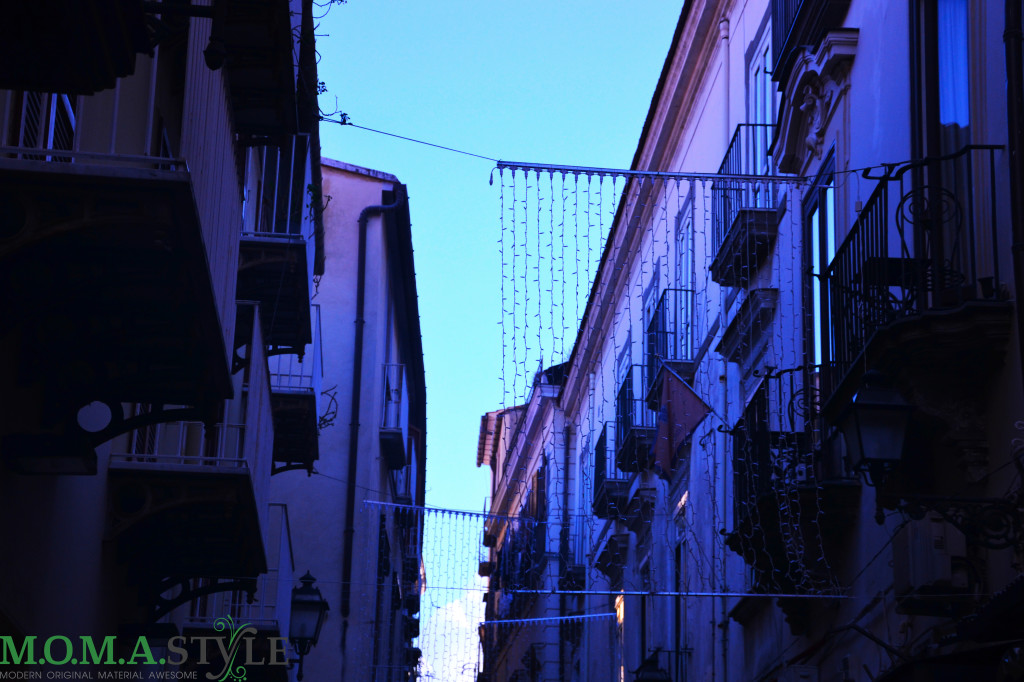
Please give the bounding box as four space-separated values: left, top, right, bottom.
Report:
560 424 572 682
340 197 402 653
716 19 729 682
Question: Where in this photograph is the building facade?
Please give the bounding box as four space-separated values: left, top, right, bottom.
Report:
477 365 574 682
276 159 427 682
0 4 427 682
482 1 1024 680
0 0 322 669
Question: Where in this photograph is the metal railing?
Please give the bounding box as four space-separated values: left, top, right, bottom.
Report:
495 517 543 618
185 504 293 629
0 92 77 162
712 124 777 257
269 303 322 393
615 365 658 468
772 0 803 73
821 145 1004 398
110 422 248 470
246 135 311 239
593 422 628 489
732 380 814 522
645 287 696 389
771 0 849 79
0 83 189 172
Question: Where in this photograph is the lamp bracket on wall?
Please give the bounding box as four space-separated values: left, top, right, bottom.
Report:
884 494 1023 551
272 461 315 476
82 401 219 449
146 576 257 622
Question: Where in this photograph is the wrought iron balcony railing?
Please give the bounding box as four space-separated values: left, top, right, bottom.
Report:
711 124 779 286
593 422 629 519
724 371 848 599
645 287 696 393
714 123 776 239
821 145 1005 400
772 0 851 84
494 517 544 619
615 365 658 472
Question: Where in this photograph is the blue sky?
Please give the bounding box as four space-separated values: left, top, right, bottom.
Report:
316 1 681 515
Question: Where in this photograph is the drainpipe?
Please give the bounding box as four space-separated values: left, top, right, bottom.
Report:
720 17 730 151
721 374 729 682
714 20 730 682
559 424 572 682
1006 0 1024 399
340 195 402 649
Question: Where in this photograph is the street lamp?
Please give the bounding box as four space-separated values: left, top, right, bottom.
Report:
289 571 329 681
836 370 913 484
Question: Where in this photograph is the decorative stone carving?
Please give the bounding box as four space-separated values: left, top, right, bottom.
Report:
774 30 858 174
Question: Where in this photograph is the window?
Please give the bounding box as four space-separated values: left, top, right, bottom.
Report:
749 25 777 169
615 331 632 386
642 260 661 331
912 0 971 157
803 155 836 371
642 260 662 370
674 194 694 292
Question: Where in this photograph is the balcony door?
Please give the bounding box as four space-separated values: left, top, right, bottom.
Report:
803 155 836 373
748 22 777 171
911 0 974 302
912 0 971 158
674 193 694 293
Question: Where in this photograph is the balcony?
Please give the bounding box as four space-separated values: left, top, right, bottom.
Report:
645 287 696 408
0 53 248 471
772 0 851 86
268 304 321 474
0 123 233 466
218 0 298 139
380 363 409 469
592 422 629 519
717 289 779 370
593 528 629 583
493 519 543 619
180 505 294 682
711 124 779 287
107 306 273 580
820 146 1012 421
724 374 857 620
184 503 293 630
558 517 588 590
108 422 266 577
0 1 150 95
237 136 315 352
615 365 658 473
